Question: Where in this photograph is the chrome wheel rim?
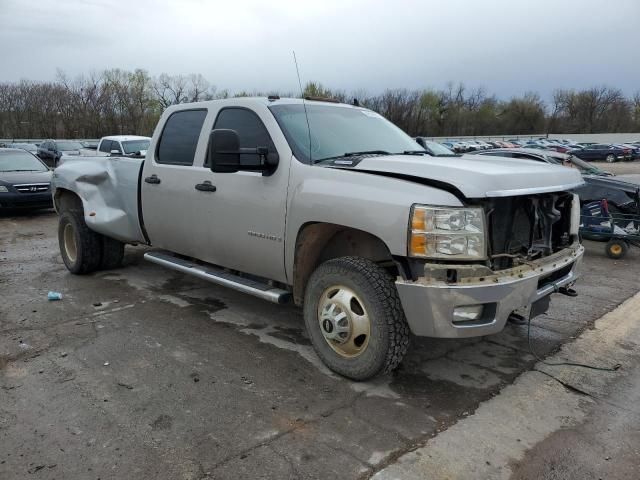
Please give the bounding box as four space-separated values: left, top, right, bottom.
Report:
317 286 370 358
606 154 615 163
63 223 77 263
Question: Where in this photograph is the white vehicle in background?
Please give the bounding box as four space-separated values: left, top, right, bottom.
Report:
96 135 151 157
59 135 152 166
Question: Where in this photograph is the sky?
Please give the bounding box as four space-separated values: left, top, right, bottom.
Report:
1 0 639 99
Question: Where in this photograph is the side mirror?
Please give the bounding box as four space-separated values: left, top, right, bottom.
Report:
208 129 241 173
110 149 121 155
208 129 279 174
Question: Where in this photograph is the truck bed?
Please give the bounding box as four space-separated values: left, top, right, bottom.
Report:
52 156 147 244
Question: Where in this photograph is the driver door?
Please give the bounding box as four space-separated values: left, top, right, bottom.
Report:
188 106 292 283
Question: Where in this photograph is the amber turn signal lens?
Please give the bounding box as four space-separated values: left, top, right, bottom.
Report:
410 233 426 256
411 208 426 231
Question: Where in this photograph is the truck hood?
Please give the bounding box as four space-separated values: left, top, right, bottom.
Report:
346 154 584 198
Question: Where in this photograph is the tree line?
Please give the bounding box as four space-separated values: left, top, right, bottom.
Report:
0 68 638 139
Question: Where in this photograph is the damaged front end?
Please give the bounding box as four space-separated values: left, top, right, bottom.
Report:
484 191 577 271
395 192 584 338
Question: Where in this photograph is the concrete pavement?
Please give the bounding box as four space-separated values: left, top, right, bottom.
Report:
1 209 639 479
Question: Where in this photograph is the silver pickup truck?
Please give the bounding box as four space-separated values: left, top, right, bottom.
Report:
52 97 585 380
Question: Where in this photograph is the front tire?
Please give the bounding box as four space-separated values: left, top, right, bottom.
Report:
605 154 616 163
58 211 103 274
303 256 410 381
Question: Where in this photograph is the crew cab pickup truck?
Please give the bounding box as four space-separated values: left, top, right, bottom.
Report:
51 97 585 380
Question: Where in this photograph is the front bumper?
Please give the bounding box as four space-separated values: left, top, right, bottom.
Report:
395 243 584 338
0 192 53 209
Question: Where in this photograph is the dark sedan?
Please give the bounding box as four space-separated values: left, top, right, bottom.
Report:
0 148 53 210
469 148 612 176
570 143 631 163
469 147 639 216
37 140 83 167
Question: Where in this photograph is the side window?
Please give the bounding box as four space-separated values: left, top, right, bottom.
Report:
212 108 276 167
99 140 112 153
111 141 122 154
157 109 207 165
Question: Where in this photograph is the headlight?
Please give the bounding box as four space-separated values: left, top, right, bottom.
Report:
409 205 486 259
0 186 8 193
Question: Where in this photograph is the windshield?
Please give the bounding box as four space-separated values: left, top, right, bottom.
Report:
425 141 454 155
269 104 421 163
122 140 150 154
0 150 48 172
57 141 83 151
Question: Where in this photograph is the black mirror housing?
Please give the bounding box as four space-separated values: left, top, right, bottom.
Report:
209 129 241 173
208 128 279 175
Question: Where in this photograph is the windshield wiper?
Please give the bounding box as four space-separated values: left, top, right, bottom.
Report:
398 150 429 155
313 150 390 164
2 169 41 172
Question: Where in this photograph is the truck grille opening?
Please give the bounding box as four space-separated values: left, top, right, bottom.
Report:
482 193 574 271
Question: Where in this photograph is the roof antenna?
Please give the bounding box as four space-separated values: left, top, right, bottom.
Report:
293 51 312 163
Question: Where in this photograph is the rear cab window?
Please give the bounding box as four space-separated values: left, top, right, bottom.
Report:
156 109 208 166
99 140 112 153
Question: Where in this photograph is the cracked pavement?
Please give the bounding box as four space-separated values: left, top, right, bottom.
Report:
1 210 638 479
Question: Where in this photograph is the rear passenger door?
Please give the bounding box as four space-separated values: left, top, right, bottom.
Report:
141 109 209 259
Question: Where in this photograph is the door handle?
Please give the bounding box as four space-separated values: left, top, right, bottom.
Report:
195 181 216 192
144 174 161 185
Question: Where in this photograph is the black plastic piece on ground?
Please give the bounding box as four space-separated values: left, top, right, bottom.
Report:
559 287 578 297
508 313 527 325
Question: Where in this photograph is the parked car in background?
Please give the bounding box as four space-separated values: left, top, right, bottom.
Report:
461 140 482 151
7 142 39 154
441 141 468 153
0 148 53 209
81 140 99 150
546 143 573 153
414 137 458 156
576 176 640 236
619 143 640 160
468 147 638 227
37 140 84 167
570 144 632 163
523 143 548 150
96 135 151 156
